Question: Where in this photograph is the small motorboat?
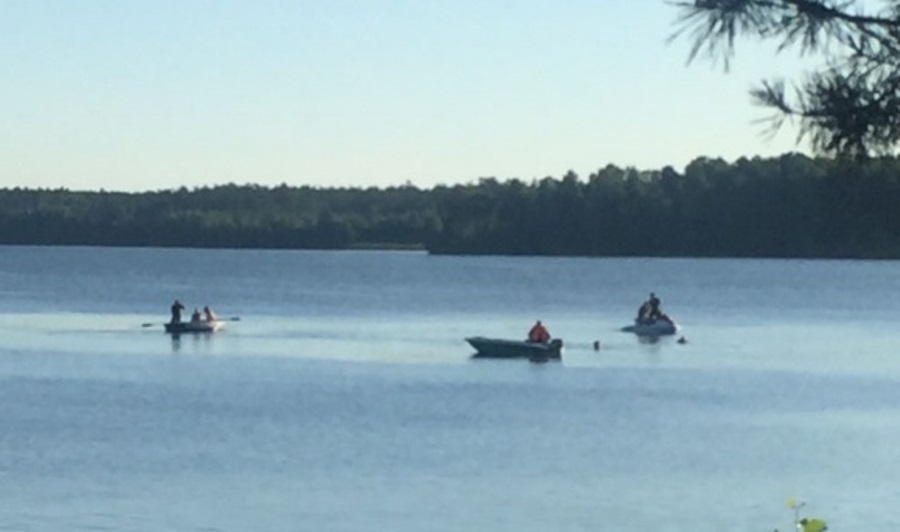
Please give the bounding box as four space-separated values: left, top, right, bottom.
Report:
164 320 224 334
465 336 563 362
620 315 679 336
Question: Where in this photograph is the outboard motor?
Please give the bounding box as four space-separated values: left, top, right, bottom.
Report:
529 338 564 364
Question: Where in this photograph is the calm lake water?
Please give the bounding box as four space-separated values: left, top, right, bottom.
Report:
1 246 899 531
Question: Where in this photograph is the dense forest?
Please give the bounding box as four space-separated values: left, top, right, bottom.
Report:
2 154 900 258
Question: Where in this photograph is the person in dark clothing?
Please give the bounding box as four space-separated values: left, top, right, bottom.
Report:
637 300 652 321
648 292 661 319
170 299 185 324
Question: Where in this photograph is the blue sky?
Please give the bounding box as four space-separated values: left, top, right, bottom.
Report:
2 1 817 192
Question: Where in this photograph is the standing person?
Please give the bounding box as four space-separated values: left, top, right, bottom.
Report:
170 299 185 324
528 320 550 343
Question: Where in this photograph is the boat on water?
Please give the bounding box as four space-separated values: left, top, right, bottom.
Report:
164 320 224 334
620 315 679 336
465 336 563 362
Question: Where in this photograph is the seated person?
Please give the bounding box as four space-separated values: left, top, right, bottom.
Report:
648 292 661 319
203 305 217 322
636 301 652 321
190 308 202 323
637 292 663 322
527 320 551 343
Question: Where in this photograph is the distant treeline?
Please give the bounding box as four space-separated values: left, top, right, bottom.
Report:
3 153 900 258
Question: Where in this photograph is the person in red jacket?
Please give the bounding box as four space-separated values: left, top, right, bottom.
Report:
527 320 550 343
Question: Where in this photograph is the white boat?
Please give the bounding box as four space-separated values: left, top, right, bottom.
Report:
621 315 679 336
164 320 224 334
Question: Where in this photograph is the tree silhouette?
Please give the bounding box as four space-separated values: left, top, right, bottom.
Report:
670 0 900 158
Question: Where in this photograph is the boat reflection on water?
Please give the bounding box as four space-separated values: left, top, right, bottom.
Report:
638 334 662 345
635 332 688 347
167 320 223 353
